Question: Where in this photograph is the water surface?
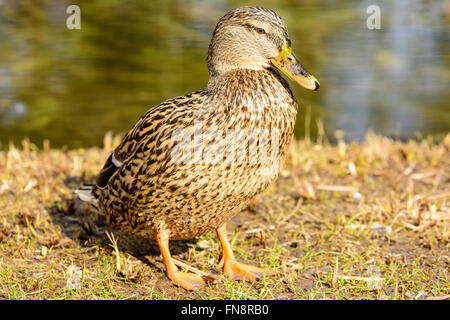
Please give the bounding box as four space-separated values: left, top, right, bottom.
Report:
0 0 448 148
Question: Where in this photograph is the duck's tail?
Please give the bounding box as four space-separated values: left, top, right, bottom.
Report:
75 184 99 207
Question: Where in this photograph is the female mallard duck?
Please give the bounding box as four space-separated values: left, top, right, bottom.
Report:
78 6 319 290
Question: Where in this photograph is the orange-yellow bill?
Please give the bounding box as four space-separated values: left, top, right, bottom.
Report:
270 42 320 91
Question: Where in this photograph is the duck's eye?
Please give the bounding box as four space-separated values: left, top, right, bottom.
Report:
256 28 266 34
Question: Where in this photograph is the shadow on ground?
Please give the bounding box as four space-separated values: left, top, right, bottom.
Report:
47 176 197 283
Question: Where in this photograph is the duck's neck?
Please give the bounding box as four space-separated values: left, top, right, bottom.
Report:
206 67 297 116
204 67 298 174
207 67 267 90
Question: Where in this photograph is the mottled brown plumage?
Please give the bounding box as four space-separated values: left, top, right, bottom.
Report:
94 68 296 239
79 6 319 290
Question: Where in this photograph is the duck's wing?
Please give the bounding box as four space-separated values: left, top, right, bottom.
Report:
95 151 123 188
95 91 207 189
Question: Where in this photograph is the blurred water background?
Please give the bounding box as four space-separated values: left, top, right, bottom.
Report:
0 0 449 148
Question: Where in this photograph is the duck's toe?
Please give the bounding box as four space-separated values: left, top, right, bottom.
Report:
168 270 217 291
221 259 276 281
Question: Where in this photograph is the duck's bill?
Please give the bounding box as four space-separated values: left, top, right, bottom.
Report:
270 43 320 91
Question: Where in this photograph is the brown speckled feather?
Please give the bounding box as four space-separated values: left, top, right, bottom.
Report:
78 6 322 290
92 68 297 239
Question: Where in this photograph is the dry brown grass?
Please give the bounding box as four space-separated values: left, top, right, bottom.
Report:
0 132 449 299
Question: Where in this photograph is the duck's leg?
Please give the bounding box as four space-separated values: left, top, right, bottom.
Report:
155 230 215 290
216 224 276 281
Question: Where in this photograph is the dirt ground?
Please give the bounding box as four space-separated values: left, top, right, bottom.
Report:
0 133 448 299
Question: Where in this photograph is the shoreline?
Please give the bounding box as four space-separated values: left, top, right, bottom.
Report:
0 133 448 299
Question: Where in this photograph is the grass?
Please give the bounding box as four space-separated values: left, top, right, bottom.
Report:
0 132 449 300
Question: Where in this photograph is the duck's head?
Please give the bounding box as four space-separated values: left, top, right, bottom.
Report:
207 6 319 91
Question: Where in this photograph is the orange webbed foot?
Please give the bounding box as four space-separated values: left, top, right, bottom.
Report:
216 224 276 282
156 230 217 291
221 258 276 281
168 270 217 291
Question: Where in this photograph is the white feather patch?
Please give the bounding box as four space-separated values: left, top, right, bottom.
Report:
75 187 99 206
111 152 122 167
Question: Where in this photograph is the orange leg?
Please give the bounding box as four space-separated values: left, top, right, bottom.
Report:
156 230 215 291
216 224 276 281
